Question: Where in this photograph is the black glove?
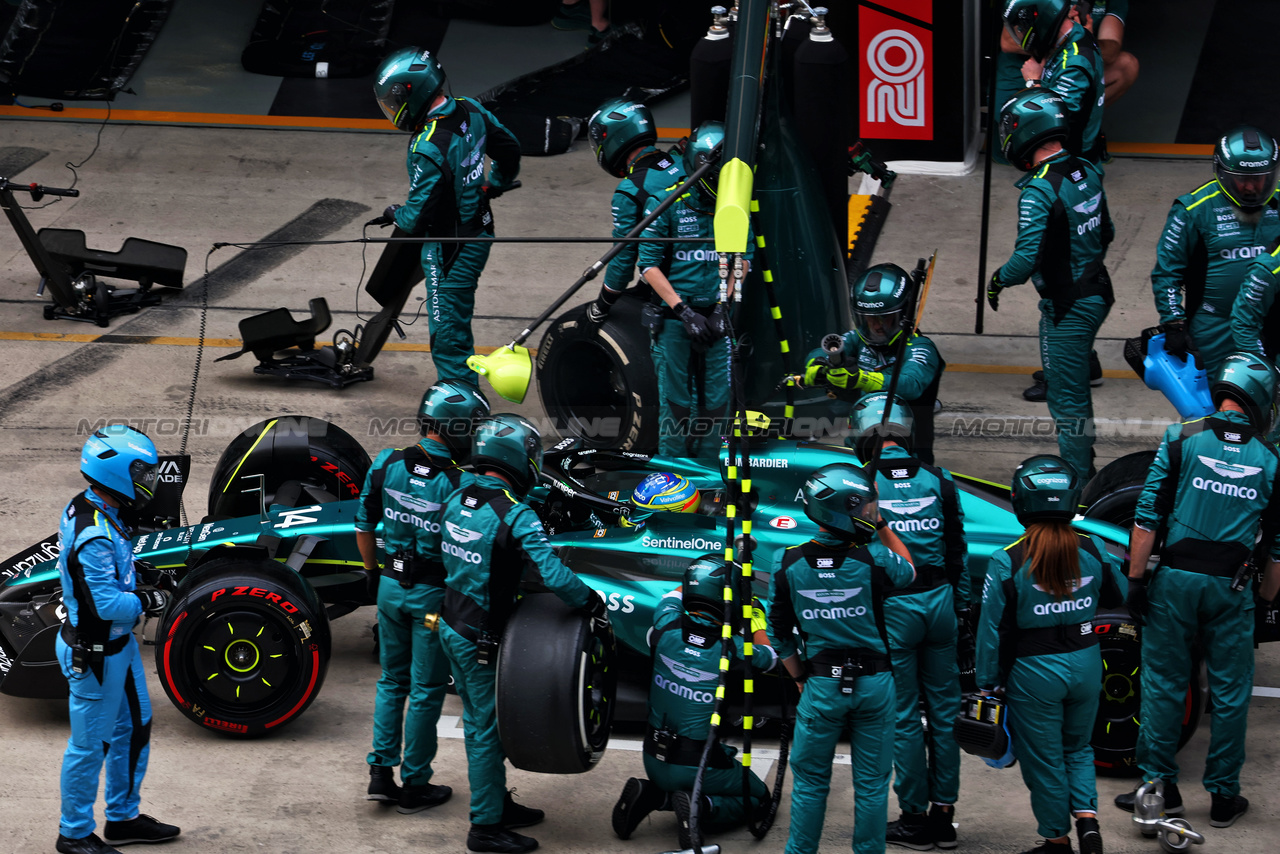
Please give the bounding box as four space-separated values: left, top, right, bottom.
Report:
582 592 609 625
586 286 622 325
987 268 1004 312
365 567 381 601
369 204 401 228
135 588 169 617
1125 575 1149 625
134 560 175 592
674 301 715 345
1164 319 1189 362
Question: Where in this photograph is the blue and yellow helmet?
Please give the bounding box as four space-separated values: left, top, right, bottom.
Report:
623 472 701 528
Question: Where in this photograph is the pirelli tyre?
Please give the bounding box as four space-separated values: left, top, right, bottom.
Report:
1081 450 1157 528
207 416 370 519
536 293 659 452
495 592 617 773
1090 609 1206 777
155 553 331 737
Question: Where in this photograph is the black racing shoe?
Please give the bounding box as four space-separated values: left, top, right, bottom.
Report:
466 823 538 854
1075 816 1103 854
930 804 958 850
102 814 180 845
1023 374 1048 402
397 782 452 814
671 791 709 851
367 764 401 803
56 834 122 854
503 789 545 829
1019 840 1072 854
1114 781 1183 816
612 777 665 840
550 1 592 31
886 811 933 850
1209 793 1248 828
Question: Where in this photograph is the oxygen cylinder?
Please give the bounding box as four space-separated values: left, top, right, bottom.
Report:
792 8 851 244
690 6 734 128
778 12 812 114
1142 334 1214 419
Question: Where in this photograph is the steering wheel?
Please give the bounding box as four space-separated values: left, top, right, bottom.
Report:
537 446 658 523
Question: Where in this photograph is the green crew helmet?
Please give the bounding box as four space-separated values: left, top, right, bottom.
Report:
801 463 879 545
471 414 544 495
853 263 912 347
998 88 1069 172
419 381 491 454
850 392 914 461
1010 454 1082 525
1213 126 1279 211
373 47 448 131
682 554 732 618
1002 0 1071 61
587 98 657 178
683 120 726 198
1212 351 1280 431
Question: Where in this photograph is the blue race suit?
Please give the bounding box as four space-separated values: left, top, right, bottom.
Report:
438 475 596 825
977 532 1126 839
55 489 150 840
394 97 521 386
642 591 776 830
1132 410 1280 796
868 446 966 814
767 532 915 854
356 437 471 787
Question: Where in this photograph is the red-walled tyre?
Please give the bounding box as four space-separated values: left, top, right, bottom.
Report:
155 554 331 737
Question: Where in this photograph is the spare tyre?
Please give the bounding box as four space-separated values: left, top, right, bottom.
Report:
155 552 331 737
1082 450 1156 529
496 592 616 773
207 416 370 519
537 292 659 451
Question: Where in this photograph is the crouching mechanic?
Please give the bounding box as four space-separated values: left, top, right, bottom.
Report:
850 393 966 850
611 556 777 849
439 414 610 853
583 97 685 325
372 46 521 387
56 425 178 854
356 381 490 811
638 120 750 460
769 463 915 854
1117 353 1280 828
802 263 944 464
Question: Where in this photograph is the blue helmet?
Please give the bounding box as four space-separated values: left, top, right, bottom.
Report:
80 425 159 509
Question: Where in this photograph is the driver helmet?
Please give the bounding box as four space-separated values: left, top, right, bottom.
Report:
683 120 725 200
853 263 912 348
1002 0 1072 62
1212 351 1280 432
998 88 1069 172
373 47 449 131
625 472 701 528
419 381 491 457
587 98 658 178
471 414 543 496
849 392 914 462
81 425 160 510
682 554 732 619
1010 454 1082 525
801 463 879 546
1213 126 1279 211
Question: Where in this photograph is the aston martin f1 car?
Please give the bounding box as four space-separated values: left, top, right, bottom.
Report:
0 415 1204 776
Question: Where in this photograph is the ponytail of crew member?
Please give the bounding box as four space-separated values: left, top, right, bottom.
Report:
1022 521 1081 601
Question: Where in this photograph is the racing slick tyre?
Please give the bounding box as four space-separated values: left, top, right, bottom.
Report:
495 592 617 773
1081 450 1157 529
155 554 331 736
1091 609 1206 777
207 416 370 519
537 292 659 452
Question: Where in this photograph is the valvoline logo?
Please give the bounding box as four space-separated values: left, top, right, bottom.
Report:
860 4 933 141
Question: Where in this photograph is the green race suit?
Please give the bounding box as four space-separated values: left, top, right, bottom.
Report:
642 592 776 830
355 438 470 786
767 532 914 854
394 97 521 386
867 446 966 814
1040 22 1105 164
977 533 1126 839
1132 410 1280 796
638 190 753 460
603 146 685 295
1152 183 1280 376
1231 237 1280 357
438 475 595 825
805 331 945 464
996 151 1114 478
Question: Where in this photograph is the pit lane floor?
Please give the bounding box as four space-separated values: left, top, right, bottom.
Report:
2 121 1278 852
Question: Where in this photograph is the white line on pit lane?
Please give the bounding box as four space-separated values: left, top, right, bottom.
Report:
1253 686 1280 698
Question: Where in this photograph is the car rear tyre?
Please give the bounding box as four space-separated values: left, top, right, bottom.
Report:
155 555 331 736
1082 451 1156 529
496 592 617 773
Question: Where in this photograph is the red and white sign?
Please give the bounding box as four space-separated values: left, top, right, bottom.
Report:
769 516 799 529
859 6 933 141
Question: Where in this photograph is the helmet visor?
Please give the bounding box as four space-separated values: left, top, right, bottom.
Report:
376 82 411 128
855 309 905 346
1216 166 1278 209
130 458 159 504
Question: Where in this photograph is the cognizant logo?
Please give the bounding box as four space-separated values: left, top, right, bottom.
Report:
441 541 483 564
674 249 716 262
1033 596 1092 615
1192 476 1258 499
653 673 714 704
